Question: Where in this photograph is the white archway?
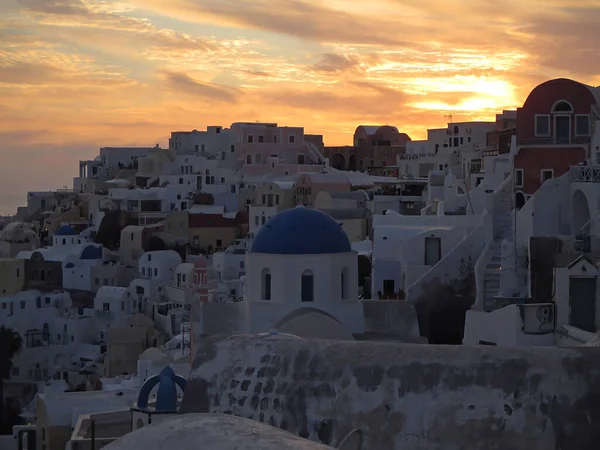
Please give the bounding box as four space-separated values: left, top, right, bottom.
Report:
572 189 590 234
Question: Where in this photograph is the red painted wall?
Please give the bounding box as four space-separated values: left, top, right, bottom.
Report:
514 147 586 194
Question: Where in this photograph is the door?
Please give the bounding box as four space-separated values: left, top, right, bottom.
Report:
424 237 442 266
555 116 571 143
569 277 597 332
383 279 395 296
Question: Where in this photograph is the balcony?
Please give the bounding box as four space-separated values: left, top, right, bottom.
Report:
518 136 591 146
570 165 600 183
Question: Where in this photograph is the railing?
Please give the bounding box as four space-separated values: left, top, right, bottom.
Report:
570 165 600 182
95 310 113 319
398 153 436 160
518 136 591 146
518 303 555 334
557 236 590 253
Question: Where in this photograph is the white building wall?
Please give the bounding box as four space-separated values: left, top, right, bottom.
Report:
244 252 363 334
99 147 155 168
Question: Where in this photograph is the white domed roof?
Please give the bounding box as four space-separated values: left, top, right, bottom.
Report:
104 414 335 450
139 347 170 362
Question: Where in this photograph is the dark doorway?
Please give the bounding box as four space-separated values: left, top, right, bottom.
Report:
330 153 345 170
424 237 442 266
569 277 597 332
515 192 525 209
383 279 395 296
348 154 357 171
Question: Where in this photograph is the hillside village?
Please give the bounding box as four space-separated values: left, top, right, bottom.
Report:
1 77 600 449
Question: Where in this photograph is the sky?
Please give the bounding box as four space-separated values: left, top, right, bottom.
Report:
1 0 599 214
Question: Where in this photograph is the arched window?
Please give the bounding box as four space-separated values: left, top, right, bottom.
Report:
453 125 459 135
246 154 252 164
301 270 314 302
552 100 573 113
205 169 210 175
341 267 349 299
261 268 271 300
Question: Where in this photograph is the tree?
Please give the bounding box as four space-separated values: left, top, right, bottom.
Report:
0 326 23 434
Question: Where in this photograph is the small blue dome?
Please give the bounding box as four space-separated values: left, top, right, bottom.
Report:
55 225 77 236
251 207 351 255
137 366 187 413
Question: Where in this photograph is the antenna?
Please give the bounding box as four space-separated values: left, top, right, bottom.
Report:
444 114 453 123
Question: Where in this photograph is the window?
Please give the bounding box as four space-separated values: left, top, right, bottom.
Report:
231 144 235 153
221 177 225 183
201 144 205 152
216 239 222 248
255 216 259 226
341 268 349 299
261 216 266 225
16 268 19 277
246 154 251 164
20 301 25 309
62 238 66 245
551 100 573 113
131 233 134 241
195 144 198 151
541 169 554 183
289 135 295 143
515 169 524 187
248 135 254 143
468 137 471 142
275 195 280 205
297 154 305 164
103 303 110 311
575 115 590 136
460 137 464 145
148 254 152 261
301 270 314 302
535 115 551 137
258 135 264 143
273 135 277 143
453 137 459 147
153 268 158 276
121 301 125 311
261 269 271 300
262 194 266 204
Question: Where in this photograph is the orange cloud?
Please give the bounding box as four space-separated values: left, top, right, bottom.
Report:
0 0 599 213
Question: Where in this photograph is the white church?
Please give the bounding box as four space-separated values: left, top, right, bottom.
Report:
192 206 367 341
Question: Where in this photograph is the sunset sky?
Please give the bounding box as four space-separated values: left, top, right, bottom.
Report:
1 0 599 214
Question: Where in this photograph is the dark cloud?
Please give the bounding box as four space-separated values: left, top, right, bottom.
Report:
0 62 68 85
17 0 87 15
139 0 414 46
312 53 360 73
259 80 406 116
162 71 239 103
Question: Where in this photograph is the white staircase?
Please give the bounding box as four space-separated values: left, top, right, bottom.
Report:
305 142 327 165
482 177 515 309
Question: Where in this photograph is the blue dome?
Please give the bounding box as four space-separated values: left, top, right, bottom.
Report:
251 207 351 255
55 225 77 236
137 366 187 413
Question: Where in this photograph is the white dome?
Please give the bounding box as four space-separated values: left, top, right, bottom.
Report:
139 347 170 362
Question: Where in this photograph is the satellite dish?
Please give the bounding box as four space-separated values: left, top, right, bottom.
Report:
337 429 363 450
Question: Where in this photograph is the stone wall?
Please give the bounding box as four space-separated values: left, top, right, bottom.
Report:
182 335 600 450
